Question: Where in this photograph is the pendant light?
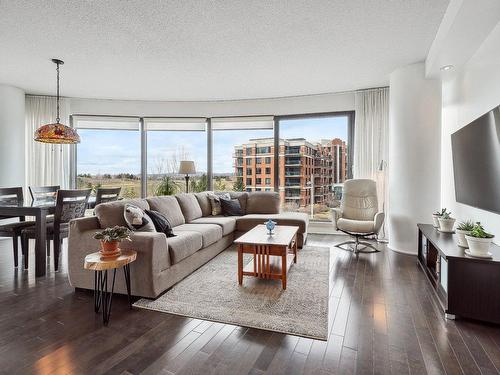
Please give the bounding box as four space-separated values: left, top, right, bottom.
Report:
34 59 80 144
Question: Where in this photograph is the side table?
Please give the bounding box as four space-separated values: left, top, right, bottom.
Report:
84 249 137 325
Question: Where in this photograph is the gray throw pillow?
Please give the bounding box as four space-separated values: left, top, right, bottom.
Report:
123 204 156 232
208 193 230 216
145 209 175 237
220 197 243 216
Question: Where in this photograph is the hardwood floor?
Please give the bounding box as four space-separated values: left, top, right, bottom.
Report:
0 234 499 374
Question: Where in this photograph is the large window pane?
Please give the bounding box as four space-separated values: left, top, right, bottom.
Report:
147 130 207 195
76 128 141 198
214 129 273 192
279 116 350 222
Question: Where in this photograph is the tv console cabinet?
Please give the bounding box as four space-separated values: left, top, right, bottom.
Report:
417 223 500 324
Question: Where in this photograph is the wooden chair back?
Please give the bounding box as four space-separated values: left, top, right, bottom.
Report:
54 189 92 231
95 187 121 206
0 187 24 219
29 185 60 203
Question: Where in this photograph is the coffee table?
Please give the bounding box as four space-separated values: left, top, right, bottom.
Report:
234 224 299 289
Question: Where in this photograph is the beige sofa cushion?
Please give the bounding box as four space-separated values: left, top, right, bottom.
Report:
336 218 375 233
194 192 213 217
176 193 203 222
174 223 222 247
95 199 149 228
168 230 203 264
189 216 236 236
146 196 185 227
236 212 309 234
245 192 280 214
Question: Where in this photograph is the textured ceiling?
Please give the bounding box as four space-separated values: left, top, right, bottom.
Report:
0 0 449 101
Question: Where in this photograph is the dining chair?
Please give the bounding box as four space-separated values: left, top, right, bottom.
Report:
22 189 91 271
91 187 121 209
29 185 60 203
0 187 33 267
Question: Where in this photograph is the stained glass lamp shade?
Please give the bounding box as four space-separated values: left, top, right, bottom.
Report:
34 59 80 144
34 122 80 144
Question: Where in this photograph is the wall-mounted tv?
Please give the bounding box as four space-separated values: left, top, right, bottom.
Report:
451 105 500 214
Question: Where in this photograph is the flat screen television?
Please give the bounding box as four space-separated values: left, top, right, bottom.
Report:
451 105 500 214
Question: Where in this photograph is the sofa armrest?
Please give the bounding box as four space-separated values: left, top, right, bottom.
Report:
70 216 100 233
374 211 385 234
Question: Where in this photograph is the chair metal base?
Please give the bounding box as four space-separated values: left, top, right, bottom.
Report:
336 231 380 254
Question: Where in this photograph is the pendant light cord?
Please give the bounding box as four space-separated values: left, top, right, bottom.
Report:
56 61 60 123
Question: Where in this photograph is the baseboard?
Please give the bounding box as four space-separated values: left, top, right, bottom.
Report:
388 246 417 256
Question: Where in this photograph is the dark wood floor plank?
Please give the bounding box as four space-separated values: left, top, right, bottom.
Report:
0 235 499 375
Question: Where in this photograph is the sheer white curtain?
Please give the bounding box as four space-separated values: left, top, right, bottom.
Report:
353 87 389 239
25 95 71 189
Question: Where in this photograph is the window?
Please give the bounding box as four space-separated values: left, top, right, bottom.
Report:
145 118 207 196
212 116 273 193
265 167 271 175
75 117 141 198
256 146 271 154
265 178 271 185
265 157 271 164
278 115 351 223
256 178 262 185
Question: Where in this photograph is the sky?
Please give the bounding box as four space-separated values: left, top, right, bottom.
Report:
77 116 348 175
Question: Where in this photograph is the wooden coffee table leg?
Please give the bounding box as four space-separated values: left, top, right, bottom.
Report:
281 253 287 289
238 244 243 285
294 235 298 263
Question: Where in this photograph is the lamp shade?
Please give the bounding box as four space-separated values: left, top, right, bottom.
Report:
34 123 81 144
179 160 196 175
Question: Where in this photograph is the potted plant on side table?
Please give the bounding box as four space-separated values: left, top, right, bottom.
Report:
432 208 447 228
93 225 132 258
465 222 495 258
437 210 455 233
456 220 474 247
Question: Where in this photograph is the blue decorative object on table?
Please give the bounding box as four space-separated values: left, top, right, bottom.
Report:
265 219 277 235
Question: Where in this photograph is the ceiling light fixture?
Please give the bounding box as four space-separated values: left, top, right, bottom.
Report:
440 65 454 71
34 59 80 144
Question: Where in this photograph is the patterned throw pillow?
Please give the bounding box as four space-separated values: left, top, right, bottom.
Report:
220 197 243 216
208 193 230 216
123 204 156 232
145 209 175 238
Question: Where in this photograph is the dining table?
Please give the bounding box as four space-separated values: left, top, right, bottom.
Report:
0 196 96 277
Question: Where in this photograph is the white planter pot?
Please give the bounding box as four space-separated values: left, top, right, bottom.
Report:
465 235 494 256
432 214 441 228
456 229 470 248
438 217 455 232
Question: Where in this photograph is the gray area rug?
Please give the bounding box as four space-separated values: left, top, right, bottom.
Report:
134 245 330 340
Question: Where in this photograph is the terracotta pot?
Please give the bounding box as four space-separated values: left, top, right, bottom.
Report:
100 240 120 253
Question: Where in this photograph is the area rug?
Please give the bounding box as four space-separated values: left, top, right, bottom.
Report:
134 245 330 340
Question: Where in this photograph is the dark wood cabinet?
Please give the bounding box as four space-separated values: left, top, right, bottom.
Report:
417 223 500 324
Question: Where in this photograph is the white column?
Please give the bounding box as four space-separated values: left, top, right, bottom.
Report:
388 63 441 254
0 85 25 188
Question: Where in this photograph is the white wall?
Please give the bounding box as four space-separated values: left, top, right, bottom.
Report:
440 23 500 243
388 63 442 254
0 85 25 188
69 91 354 117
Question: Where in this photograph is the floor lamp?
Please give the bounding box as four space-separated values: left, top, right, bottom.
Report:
376 160 388 243
179 161 196 193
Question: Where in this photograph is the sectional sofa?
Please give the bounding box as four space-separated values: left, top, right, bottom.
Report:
68 191 309 298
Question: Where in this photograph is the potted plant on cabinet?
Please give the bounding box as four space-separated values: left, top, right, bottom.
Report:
432 208 447 228
456 220 474 247
93 226 131 257
437 210 455 232
465 222 495 257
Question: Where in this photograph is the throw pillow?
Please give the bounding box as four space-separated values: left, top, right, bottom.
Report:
123 204 156 232
145 209 176 237
220 197 244 216
208 193 230 216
